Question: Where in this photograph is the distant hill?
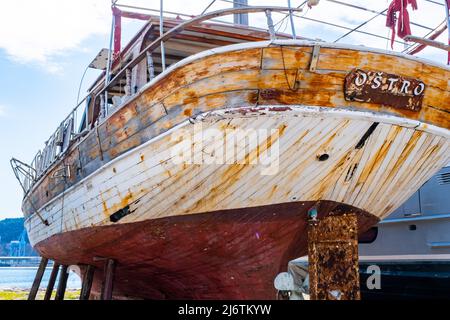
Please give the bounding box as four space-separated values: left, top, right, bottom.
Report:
0 218 25 244
0 217 36 256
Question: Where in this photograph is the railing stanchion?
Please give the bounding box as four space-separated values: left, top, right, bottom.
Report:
147 52 155 80
125 69 132 96
265 10 276 41
100 94 106 120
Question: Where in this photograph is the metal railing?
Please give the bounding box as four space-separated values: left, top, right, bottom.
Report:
10 5 304 197
11 92 91 194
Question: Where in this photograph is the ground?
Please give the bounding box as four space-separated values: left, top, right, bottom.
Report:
0 289 80 300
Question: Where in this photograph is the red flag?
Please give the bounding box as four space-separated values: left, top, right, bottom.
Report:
386 0 418 48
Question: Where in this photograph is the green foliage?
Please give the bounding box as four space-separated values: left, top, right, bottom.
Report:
0 289 81 300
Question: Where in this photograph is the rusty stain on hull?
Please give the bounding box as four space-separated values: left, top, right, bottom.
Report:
23 44 450 218
35 200 378 300
17 41 449 302
308 212 360 300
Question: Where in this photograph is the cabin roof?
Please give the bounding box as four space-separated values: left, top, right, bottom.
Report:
87 14 299 93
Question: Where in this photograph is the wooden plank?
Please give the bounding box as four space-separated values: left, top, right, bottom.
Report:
44 263 60 300
23 44 450 218
80 265 96 300
23 43 450 246
101 259 116 300
55 265 69 300
262 46 312 69
28 257 48 300
26 111 450 245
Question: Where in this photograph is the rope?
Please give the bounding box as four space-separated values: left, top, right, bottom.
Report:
201 0 217 15
280 46 299 92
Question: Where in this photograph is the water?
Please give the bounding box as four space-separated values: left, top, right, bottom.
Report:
0 267 81 289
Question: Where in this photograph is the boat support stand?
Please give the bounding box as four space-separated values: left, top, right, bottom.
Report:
28 258 71 300
307 210 360 300
94 257 116 300
29 256 99 300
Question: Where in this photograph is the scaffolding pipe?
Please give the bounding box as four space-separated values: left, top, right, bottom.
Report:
293 13 408 46
445 0 450 64
288 0 297 39
324 0 434 31
104 5 116 117
160 0 166 71
404 34 450 51
403 25 447 55
115 3 195 19
233 0 249 26
98 6 305 95
202 0 217 15
403 20 447 53
334 8 387 43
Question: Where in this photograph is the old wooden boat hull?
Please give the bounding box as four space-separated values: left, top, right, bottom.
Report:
21 41 450 299
37 201 376 299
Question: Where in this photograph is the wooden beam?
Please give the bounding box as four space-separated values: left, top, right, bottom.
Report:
407 24 447 55
44 263 60 300
55 265 69 300
28 257 48 300
405 35 450 52
308 211 360 300
80 265 96 300
100 259 116 300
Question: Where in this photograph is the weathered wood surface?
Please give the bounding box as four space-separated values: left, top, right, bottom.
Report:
80 265 95 300
25 108 449 245
22 42 450 246
44 262 60 300
100 259 116 300
55 265 69 300
28 257 48 300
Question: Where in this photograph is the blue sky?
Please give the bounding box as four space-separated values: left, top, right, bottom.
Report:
0 0 447 219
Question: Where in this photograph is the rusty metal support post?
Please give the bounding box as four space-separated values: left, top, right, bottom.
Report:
307 211 360 300
44 263 60 300
55 265 69 300
28 257 49 300
101 259 116 300
80 265 96 300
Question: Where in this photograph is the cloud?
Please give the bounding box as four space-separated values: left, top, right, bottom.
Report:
0 0 445 73
0 0 111 71
0 105 6 117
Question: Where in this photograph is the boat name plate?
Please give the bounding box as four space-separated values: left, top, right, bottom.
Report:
344 69 425 111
